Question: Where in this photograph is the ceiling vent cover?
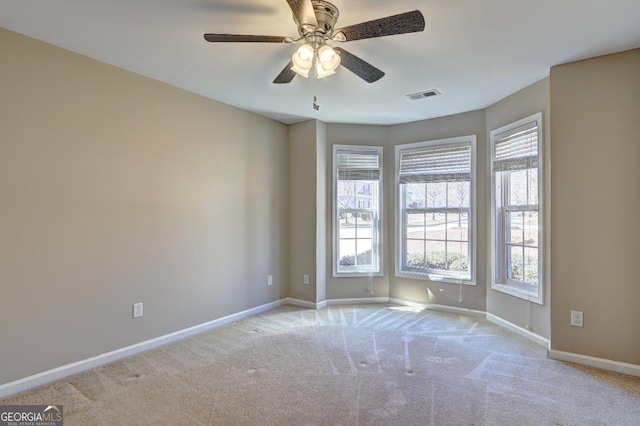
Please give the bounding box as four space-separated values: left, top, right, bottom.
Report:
406 89 441 101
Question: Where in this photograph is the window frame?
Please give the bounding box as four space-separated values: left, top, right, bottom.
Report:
332 145 384 277
490 112 544 304
395 135 477 285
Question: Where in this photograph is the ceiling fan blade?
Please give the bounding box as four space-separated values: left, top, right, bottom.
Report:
273 61 297 84
334 47 385 83
333 10 425 42
204 34 292 43
286 0 318 34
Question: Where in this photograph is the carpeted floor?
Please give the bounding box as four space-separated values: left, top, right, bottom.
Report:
2 304 640 425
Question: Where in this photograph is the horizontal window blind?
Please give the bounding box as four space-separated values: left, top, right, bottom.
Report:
337 150 381 181
398 142 471 183
493 121 539 172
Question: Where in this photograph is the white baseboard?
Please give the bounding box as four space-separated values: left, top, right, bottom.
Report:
426 302 486 319
0 299 285 399
327 297 390 306
388 297 428 310
486 313 551 350
389 297 486 318
284 297 320 309
549 350 640 378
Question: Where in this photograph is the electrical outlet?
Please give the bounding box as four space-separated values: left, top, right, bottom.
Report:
303 274 309 285
570 310 583 327
133 302 143 319
267 275 273 286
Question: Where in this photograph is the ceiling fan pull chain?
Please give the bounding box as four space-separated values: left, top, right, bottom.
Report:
313 56 320 110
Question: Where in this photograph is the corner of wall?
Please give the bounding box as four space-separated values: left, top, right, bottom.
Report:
484 77 551 340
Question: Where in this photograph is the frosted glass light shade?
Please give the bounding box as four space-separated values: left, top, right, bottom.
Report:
317 45 340 72
315 62 335 79
291 43 314 78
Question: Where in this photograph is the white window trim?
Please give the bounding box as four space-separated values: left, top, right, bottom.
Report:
490 112 544 304
395 135 477 285
332 144 384 278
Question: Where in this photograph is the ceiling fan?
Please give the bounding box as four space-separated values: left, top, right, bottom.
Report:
204 0 425 84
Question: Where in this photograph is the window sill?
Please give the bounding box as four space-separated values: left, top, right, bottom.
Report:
396 271 475 286
492 282 543 305
333 271 383 278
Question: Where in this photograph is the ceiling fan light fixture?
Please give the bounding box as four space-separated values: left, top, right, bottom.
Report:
315 62 335 79
291 62 310 78
317 45 340 71
291 43 314 77
296 43 314 61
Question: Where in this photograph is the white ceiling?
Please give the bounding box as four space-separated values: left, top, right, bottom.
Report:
2 0 639 125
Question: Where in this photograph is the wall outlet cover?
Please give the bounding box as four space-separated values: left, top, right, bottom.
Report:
133 302 143 319
570 310 583 327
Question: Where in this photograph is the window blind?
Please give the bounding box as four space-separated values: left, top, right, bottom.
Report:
493 121 539 172
398 142 471 184
337 150 381 181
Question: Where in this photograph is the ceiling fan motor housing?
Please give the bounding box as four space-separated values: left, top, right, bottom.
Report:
311 0 339 35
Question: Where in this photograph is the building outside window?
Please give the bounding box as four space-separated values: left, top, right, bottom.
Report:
333 145 383 277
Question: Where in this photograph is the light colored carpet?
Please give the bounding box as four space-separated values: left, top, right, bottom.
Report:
2 304 640 425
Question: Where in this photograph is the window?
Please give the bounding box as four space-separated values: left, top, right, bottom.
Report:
333 145 383 277
490 113 544 303
396 136 476 284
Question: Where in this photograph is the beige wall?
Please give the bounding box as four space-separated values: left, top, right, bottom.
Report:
550 49 640 364
288 120 319 302
0 29 289 384
389 111 487 311
485 78 551 339
315 121 328 303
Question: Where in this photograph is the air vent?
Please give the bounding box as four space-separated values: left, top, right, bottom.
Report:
406 89 441 101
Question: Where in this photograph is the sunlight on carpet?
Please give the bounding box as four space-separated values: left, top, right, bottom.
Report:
2 304 639 425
